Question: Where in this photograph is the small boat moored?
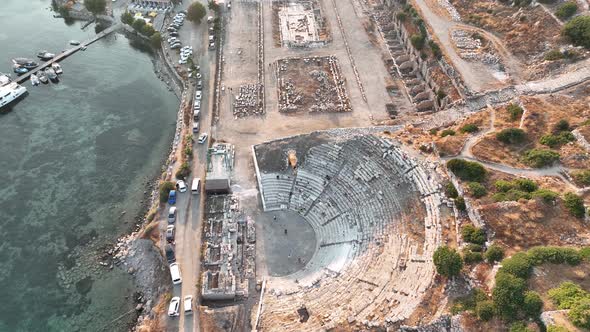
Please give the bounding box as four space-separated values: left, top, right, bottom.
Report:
12 58 39 69
36 51 56 61
37 70 49 84
51 62 63 75
45 68 58 82
69 40 80 46
30 74 40 86
13 65 28 75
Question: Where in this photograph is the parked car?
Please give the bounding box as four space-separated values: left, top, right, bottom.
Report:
195 90 202 100
169 31 179 37
198 133 208 144
165 244 175 263
184 295 193 315
166 225 175 243
196 80 202 90
209 42 215 49
177 180 187 193
167 206 177 224
192 121 200 133
168 297 180 317
168 190 176 205
169 262 182 284
171 43 182 49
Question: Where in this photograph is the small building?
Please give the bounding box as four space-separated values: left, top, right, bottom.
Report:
205 143 234 194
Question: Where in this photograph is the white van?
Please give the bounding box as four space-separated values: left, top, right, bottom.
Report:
167 206 177 224
192 122 200 133
191 178 201 194
169 263 182 285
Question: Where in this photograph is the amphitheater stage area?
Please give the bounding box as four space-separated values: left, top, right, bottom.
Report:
254 209 317 277
250 128 446 330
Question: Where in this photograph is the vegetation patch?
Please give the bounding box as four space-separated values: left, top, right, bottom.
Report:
562 15 590 48
522 149 560 168
447 159 487 182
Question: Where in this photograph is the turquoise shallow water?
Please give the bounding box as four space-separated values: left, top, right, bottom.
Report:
0 1 178 331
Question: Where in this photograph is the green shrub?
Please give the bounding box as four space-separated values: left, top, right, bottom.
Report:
440 129 456 137
496 128 527 144
495 180 514 192
500 252 533 279
447 159 487 182
121 11 134 25
573 170 590 185
493 271 527 320
410 34 425 49
547 325 572 332
507 104 524 121
545 49 565 61
466 243 484 252
562 16 590 48
485 244 505 263
460 124 479 133
515 179 538 192
428 40 442 59
523 291 543 318
555 119 571 132
462 225 486 245
548 281 589 309
527 246 582 266
463 249 483 264
468 182 487 198
580 247 590 260
396 12 407 21
84 0 106 14
159 181 175 203
514 0 532 6
476 300 495 321
532 189 559 203
569 297 590 328
175 162 191 179
455 196 466 211
445 182 459 198
433 246 463 277
540 132 575 148
494 189 532 202
429 128 438 135
564 192 586 218
150 32 162 49
187 2 207 23
522 149 560 168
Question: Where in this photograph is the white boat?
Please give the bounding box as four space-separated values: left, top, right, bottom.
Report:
0 73 11 87
37 51 56 61
51 63 63 75
30 74 40 86
69 40 80 46
0 82 27 110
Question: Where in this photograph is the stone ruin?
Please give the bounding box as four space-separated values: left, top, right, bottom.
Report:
232 83 264 118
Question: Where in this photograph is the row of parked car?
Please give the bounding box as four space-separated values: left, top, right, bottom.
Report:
165 178 202 317
166 12 186 50
130 1 171 12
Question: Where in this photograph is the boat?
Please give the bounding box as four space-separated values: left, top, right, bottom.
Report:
51 62 63 75
13 65 28 75
12 58 39 69
0 72 12 87
30 74 40 86
37 51 56 61
69 40 80 46
45 68 58 82
0 82 27 110
37 71 49 84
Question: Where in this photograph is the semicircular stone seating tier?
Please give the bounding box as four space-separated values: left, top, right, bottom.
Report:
255 135 443 330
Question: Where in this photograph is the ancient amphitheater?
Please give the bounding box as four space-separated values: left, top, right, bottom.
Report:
251 129 445 330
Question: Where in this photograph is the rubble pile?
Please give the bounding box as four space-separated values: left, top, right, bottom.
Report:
233 83 263 118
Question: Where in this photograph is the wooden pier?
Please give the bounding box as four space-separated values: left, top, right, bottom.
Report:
15 24 121 84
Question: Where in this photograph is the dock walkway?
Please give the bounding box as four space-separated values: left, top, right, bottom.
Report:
16 24 121 83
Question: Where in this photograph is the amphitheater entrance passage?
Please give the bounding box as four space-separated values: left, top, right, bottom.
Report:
256 209 317 277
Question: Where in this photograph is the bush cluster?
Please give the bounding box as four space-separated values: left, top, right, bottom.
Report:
440 129 456 137
468 182 487 198
549 282 590 329
175 162 191 180
121 12 162 48
544 49 565 61
496 128 527 145
506 104 524 121
562 15 590 48
462 225 486 245
522 149 560 168
492 178 558 203
445 182 459 198
564 192 586 218
484 244 505 263
460 123 479 134
447 159 487 182
159 181 175 203
573 169 590 185
433 246 463 277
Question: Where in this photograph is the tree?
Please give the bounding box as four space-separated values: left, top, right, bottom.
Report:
150 32 162 49
141 24 156 37
410 34 425 49
132 18 146 32
485 244 505 263
462 225 486 245
500 252 533 279
522 149 560 168
556 2 578 20
507 104 524 121
523 291 543 318
447 159 487 182
493 272 527 320
549 281 588 309
433 246 463 277
564 192 585 218
445 182 459 199
121 11 134 25
208 0 220 11
476 300 495 321
562 15 590 48
455 196 466 211
84 0 106 15
159 181 175 203
496 128 527 145
187 2 207 24
175 162 191 179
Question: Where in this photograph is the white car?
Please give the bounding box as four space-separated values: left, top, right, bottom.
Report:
196 73 202 79
179 59 187 64
198 133 208 144
168 297 180 317
170 262 182 284
177 180 187 192
195 90 202 100
184 295 193 315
